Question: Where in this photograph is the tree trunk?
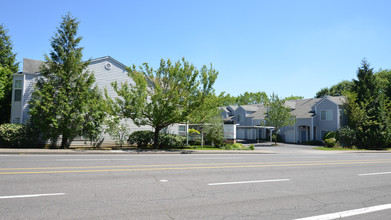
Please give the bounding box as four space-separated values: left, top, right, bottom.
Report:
61 135 69 149
153 128 160 148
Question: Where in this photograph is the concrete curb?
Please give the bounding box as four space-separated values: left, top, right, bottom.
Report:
0 149 274 155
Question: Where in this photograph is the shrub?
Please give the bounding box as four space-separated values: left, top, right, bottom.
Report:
105 116 131 147
205 118 225 147
159 133 186 148
337 126 356 147
323 131 337 141
324 138 338 148
128 130 186 148
221 143 244 150
0 123 43 148
128 130 153 147
272 134 282 143
248 144 255 150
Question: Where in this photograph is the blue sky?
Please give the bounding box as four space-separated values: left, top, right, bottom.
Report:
1 0 390 98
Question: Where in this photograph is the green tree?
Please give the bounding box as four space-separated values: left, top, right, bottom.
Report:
265 93 296 144
345 60 391 149
375 69 391 98
111 58 218 147
284 95 304 101
315 81 354 98
29 13 105 148
353 59 377 101
217 92 236 106
0 24 19 124
236 91 268 105
204 117 225 147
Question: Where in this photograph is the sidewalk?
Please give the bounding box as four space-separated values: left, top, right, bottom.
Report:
0 148 274 155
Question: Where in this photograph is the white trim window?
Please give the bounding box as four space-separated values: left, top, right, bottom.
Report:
14 80 22 102
320 110 333 121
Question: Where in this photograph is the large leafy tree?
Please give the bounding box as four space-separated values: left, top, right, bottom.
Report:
265 93 296 144
236 91 268 105
315 80 354 98
0 24 19 124
29 13 105 148
110 58 218 147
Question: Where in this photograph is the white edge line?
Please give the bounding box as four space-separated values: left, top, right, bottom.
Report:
294 204 391 220
0 193 65 199
55 159 135 161
358 171 391 176
208 179 290 186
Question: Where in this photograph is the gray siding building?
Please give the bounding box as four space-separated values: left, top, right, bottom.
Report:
221 96 346 143
10 56 180 145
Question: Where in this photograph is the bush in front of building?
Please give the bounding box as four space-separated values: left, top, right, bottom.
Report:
128 130 154 147
323 131 338 140
128 130 186 148
272 134 282 143
337 126 356 147
324 138 338 148
0 123 43 148
159 133 186 148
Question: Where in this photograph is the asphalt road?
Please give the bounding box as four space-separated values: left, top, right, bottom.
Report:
1 148 391 219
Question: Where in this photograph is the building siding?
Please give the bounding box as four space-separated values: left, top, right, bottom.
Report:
11 57 180 145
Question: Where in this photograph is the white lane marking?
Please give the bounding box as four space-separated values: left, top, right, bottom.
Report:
193 158 243 160
0 193 65 199
294 204 391 220
55 159 134 161
208 179 290 186
160 179 168 182
358 171 391 176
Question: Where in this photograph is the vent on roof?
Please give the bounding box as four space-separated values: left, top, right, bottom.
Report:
105 62 112 70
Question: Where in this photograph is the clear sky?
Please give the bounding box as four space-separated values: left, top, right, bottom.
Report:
1 0 390 98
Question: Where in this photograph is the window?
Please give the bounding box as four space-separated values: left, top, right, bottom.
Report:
237 114 241 122
14 80 22 102
179 125 186 132
320 110 332 121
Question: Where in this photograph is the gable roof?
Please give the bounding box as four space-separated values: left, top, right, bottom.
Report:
89 56 128 70
240 104 263 112
22 58 44 73
247 104 267 120
290 98 320 119
313 96 345 109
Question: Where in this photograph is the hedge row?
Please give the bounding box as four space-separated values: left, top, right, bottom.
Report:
0 123 43 148
128 130 186 148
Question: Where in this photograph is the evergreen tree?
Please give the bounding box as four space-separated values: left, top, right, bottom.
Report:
353 59 377 102
346 60 391 149
0 24 19 124
29 13 105 148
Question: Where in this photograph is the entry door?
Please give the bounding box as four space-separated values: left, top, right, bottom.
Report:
301 130 306 142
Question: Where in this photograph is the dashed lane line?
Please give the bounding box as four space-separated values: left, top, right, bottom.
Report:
208 179 290 186
0 193 65 199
